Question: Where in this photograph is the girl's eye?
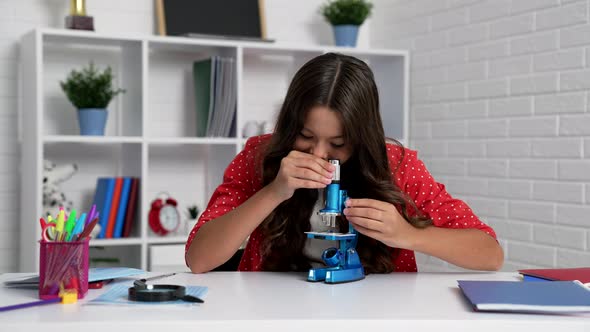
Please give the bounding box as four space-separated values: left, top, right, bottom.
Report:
331 143 345 148
299 133 313 139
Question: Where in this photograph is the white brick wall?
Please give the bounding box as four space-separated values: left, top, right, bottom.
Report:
373 0 590 271
0 0 370 273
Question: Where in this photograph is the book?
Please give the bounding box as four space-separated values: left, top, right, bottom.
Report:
457 280 590 314
122 178 139 238
93 178 116 239
193 57 214 137
519 267 590 283
105 177 123 238
113 177 132 238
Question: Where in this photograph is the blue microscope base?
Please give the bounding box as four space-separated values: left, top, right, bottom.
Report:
308 266 365 284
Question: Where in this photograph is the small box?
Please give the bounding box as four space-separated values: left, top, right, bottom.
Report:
39 239 89 300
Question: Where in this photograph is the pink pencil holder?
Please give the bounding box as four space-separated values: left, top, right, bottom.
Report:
39 239 89 300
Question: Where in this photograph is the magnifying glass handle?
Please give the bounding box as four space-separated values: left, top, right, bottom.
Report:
181 295 204 303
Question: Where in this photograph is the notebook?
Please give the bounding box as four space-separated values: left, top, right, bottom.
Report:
457 280 590 314
519 267 590 283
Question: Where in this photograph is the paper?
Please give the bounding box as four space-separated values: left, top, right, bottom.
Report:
89 282 208 306
3 267 146 288
89 267 145 282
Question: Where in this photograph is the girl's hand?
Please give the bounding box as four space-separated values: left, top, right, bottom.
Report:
267 151 335 202
343 198 417 249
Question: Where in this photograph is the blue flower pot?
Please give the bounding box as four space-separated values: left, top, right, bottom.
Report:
333 25 360 47
77 108 107 136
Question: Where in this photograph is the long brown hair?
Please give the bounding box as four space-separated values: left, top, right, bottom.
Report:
258 53 432 273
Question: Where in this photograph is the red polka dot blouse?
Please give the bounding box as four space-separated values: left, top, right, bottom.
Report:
186 134 497 272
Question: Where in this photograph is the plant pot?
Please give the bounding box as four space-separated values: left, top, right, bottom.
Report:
333 25 360 47
77 108 107 136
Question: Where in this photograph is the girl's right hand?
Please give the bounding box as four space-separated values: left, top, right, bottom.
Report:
267 151 336 201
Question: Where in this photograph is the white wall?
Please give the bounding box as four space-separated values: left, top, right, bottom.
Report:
372 0 590 271
0 0 370 273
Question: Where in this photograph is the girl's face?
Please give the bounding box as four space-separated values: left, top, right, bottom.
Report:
293 106 353 163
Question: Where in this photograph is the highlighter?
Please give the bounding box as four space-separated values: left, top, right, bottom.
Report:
56 209 65 241
64 209 77 241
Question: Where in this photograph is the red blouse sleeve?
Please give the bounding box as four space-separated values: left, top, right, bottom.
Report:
388 144 497 239
185 135 267 263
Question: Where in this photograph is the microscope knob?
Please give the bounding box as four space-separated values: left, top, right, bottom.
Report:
322 247 341 267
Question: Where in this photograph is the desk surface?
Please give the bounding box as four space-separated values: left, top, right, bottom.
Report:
0 272 588 331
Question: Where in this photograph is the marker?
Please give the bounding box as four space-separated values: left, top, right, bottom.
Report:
56 209 65 241
70 213 86 241
64 209 77 241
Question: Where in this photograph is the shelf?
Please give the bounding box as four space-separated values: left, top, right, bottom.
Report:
39 28 406 56
43 136 240 145
20 28 408 272
44 135 143 144
147 236 188 245
147 137 239 145
89 238 143 247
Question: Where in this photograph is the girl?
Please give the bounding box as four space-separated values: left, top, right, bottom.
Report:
185 53 503 274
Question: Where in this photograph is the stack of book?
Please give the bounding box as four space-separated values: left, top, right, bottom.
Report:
457 267 590 314
91 177 140 239
193 56 237 137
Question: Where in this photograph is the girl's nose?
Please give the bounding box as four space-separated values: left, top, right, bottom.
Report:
310 143 329 160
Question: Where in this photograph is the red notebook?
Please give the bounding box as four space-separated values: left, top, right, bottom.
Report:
519 267 590 283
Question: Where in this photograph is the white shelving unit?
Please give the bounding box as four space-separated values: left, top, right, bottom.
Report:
19 28 409 272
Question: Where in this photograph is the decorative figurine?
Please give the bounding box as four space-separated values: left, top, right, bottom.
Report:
65 0 94 31
305 160 365 284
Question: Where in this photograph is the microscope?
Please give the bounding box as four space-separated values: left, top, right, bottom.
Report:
305 160 365 283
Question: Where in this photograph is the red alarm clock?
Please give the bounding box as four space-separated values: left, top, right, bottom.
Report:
149 193 180 235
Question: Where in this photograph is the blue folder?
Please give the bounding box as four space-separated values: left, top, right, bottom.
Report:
458 280 590 314
92 178 116 239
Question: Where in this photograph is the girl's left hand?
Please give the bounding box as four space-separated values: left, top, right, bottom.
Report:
343 198 416 249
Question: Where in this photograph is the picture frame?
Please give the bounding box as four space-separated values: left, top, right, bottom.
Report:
155 0 268 40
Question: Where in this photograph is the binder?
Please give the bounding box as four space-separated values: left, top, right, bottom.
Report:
105 177 123 238
92 178 115 239
113 177 132 238
457 280 590 314
193 57 215 137
519 267 590 283
122 178 139 238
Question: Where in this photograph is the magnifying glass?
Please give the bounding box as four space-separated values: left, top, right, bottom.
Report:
128 275 204 303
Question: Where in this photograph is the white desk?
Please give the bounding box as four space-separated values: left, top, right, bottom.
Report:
0 272 588 331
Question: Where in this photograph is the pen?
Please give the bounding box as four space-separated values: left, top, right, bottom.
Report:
134 273 177 289
87 204 96 227
140 272 176 283
68 212 86 241
76 217 99 241
0 298 61 312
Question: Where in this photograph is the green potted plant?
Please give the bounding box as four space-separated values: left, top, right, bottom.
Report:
60 62 125 136
184 205 200 234
320 0 373 47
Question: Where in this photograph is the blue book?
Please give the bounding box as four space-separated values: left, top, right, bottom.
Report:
92 178 116 239
522 275 552 282
458 280 590 313
113 177 132 238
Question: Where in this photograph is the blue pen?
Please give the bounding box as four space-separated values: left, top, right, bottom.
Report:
69 213 87 241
